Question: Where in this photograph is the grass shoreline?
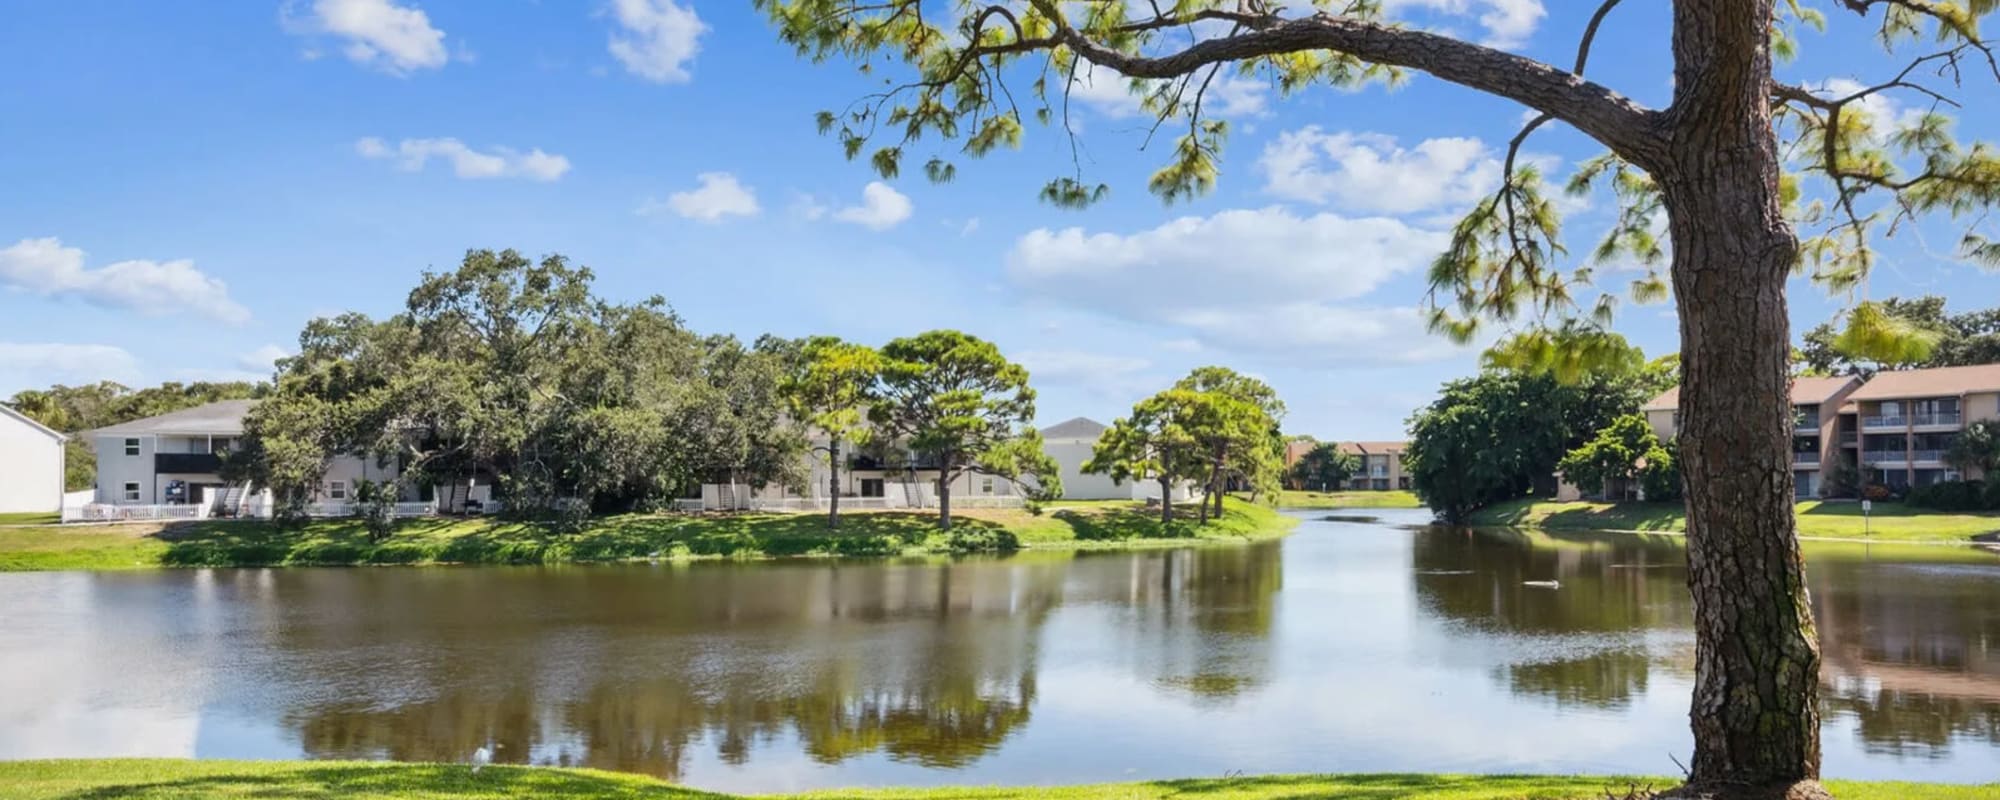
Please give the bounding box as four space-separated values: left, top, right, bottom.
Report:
1267 489 1423 509
0 498 1297 572
0 760 1989 799
1469 497 2000 545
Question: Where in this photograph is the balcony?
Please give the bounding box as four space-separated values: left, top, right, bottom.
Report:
1792 451 1821 466
1368 467 1389 478
1861 450 1906 465
1911 449 1947 464
1838 431 1858 446
1913 412 1963 428
155 452 223 474
1861 415 1906 430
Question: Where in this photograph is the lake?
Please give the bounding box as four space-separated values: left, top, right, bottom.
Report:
1 508 1995 793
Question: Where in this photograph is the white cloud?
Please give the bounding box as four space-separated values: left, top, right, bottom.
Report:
1067 66 1269 119
355 137 570 181
788 191 830 221
1259 127 1501 215
1015 349 1157 398
0 343 142 392
238 344 292 373
0 238 250 324
1808 78 1928 140
606 0 706 83
1007 208 1473 365
641 172 761 222
833 182 914 230
295 0 449 74
1382 0 1545 49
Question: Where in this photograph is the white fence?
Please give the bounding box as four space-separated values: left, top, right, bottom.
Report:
62 504 210 523
690 494 1025 513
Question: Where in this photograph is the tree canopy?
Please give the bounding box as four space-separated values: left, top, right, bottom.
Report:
867 329 1059 528
1557 413 1680 502
1799 295 2000 375
1289 441 1358 492
1405 369 1647 522
1084 388 1211 523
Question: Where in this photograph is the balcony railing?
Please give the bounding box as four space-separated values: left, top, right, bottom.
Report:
1838 431 1858 445
1913 412 1963 427
1862 450 1906 464
155 452 223 474
1861 416 1906 430
1911 450 1946 463
1792 452 1821 465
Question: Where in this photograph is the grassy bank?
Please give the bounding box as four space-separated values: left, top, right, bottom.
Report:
1470 498 2000 543
0 498 1295 572
0 512 59 525
1 760 1990 800
1270 489 1422 509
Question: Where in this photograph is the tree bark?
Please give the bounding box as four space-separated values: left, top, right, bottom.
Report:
827 440 841 530
936 462 953 531
1662 2 1826 797
1158 476 1173 524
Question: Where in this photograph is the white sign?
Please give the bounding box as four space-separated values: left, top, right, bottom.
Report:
1861 500 1873 514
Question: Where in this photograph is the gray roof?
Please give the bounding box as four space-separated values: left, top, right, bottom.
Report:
89 399 256 437
1039 416 1109 440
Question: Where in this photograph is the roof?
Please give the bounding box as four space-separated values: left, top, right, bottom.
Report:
0 404 66 441
1039 416 1108 440
1335 442 1366 456
1352 440 1407 454
1847 364 2000 402
1643 376 1861 411
89 399 256 437
1789 376 1861 405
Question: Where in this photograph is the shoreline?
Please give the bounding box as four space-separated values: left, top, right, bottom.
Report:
0 500 1299 573
0 759 1988 800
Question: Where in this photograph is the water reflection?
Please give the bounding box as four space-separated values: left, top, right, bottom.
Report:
0 512 1994 791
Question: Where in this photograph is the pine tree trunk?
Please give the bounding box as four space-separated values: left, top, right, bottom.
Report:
827 440 841 530
936 463 953 531
1663 3 1826 797
1158 476 1173 525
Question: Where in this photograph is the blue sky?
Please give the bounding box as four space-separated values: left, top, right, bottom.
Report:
3 1 1997 440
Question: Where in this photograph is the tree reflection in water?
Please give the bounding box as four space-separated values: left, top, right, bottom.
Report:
1410 526 2000 755
276 543 1281 779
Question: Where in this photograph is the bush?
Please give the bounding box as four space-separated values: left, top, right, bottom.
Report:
1862 483 1898 502
1907 480 1994 512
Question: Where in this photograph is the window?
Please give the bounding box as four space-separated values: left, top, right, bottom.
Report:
860 479 885 498
124 437 140 457
209 437 234 454
122 482 141 502
980 477 995 494
328 481 348 501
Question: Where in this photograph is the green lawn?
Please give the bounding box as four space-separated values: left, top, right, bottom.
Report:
0 760 1987 800
1269 489 1423 509
0 511 59 525
1469 498 2000 543
0 498 1295 572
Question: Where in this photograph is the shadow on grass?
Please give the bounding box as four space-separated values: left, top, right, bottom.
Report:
50 764 728 799
1053 506 1201 542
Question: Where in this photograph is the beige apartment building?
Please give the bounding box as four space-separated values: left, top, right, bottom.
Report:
1643 365 2000 498
1844 364 2000 489
1338 441 1410 491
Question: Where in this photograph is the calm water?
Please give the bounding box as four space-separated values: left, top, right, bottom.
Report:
2 509 1996 792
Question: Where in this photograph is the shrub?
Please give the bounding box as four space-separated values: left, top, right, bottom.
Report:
1986 479 2000 511
1905 480 1990 512
1862 483 1897 502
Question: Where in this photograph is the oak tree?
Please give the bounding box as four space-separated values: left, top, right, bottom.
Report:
757 1 2000 793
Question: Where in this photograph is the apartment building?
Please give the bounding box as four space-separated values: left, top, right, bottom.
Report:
1643 365 2000 497
1844 364 2000 489
1339 441 1410 491
87 399 410 511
